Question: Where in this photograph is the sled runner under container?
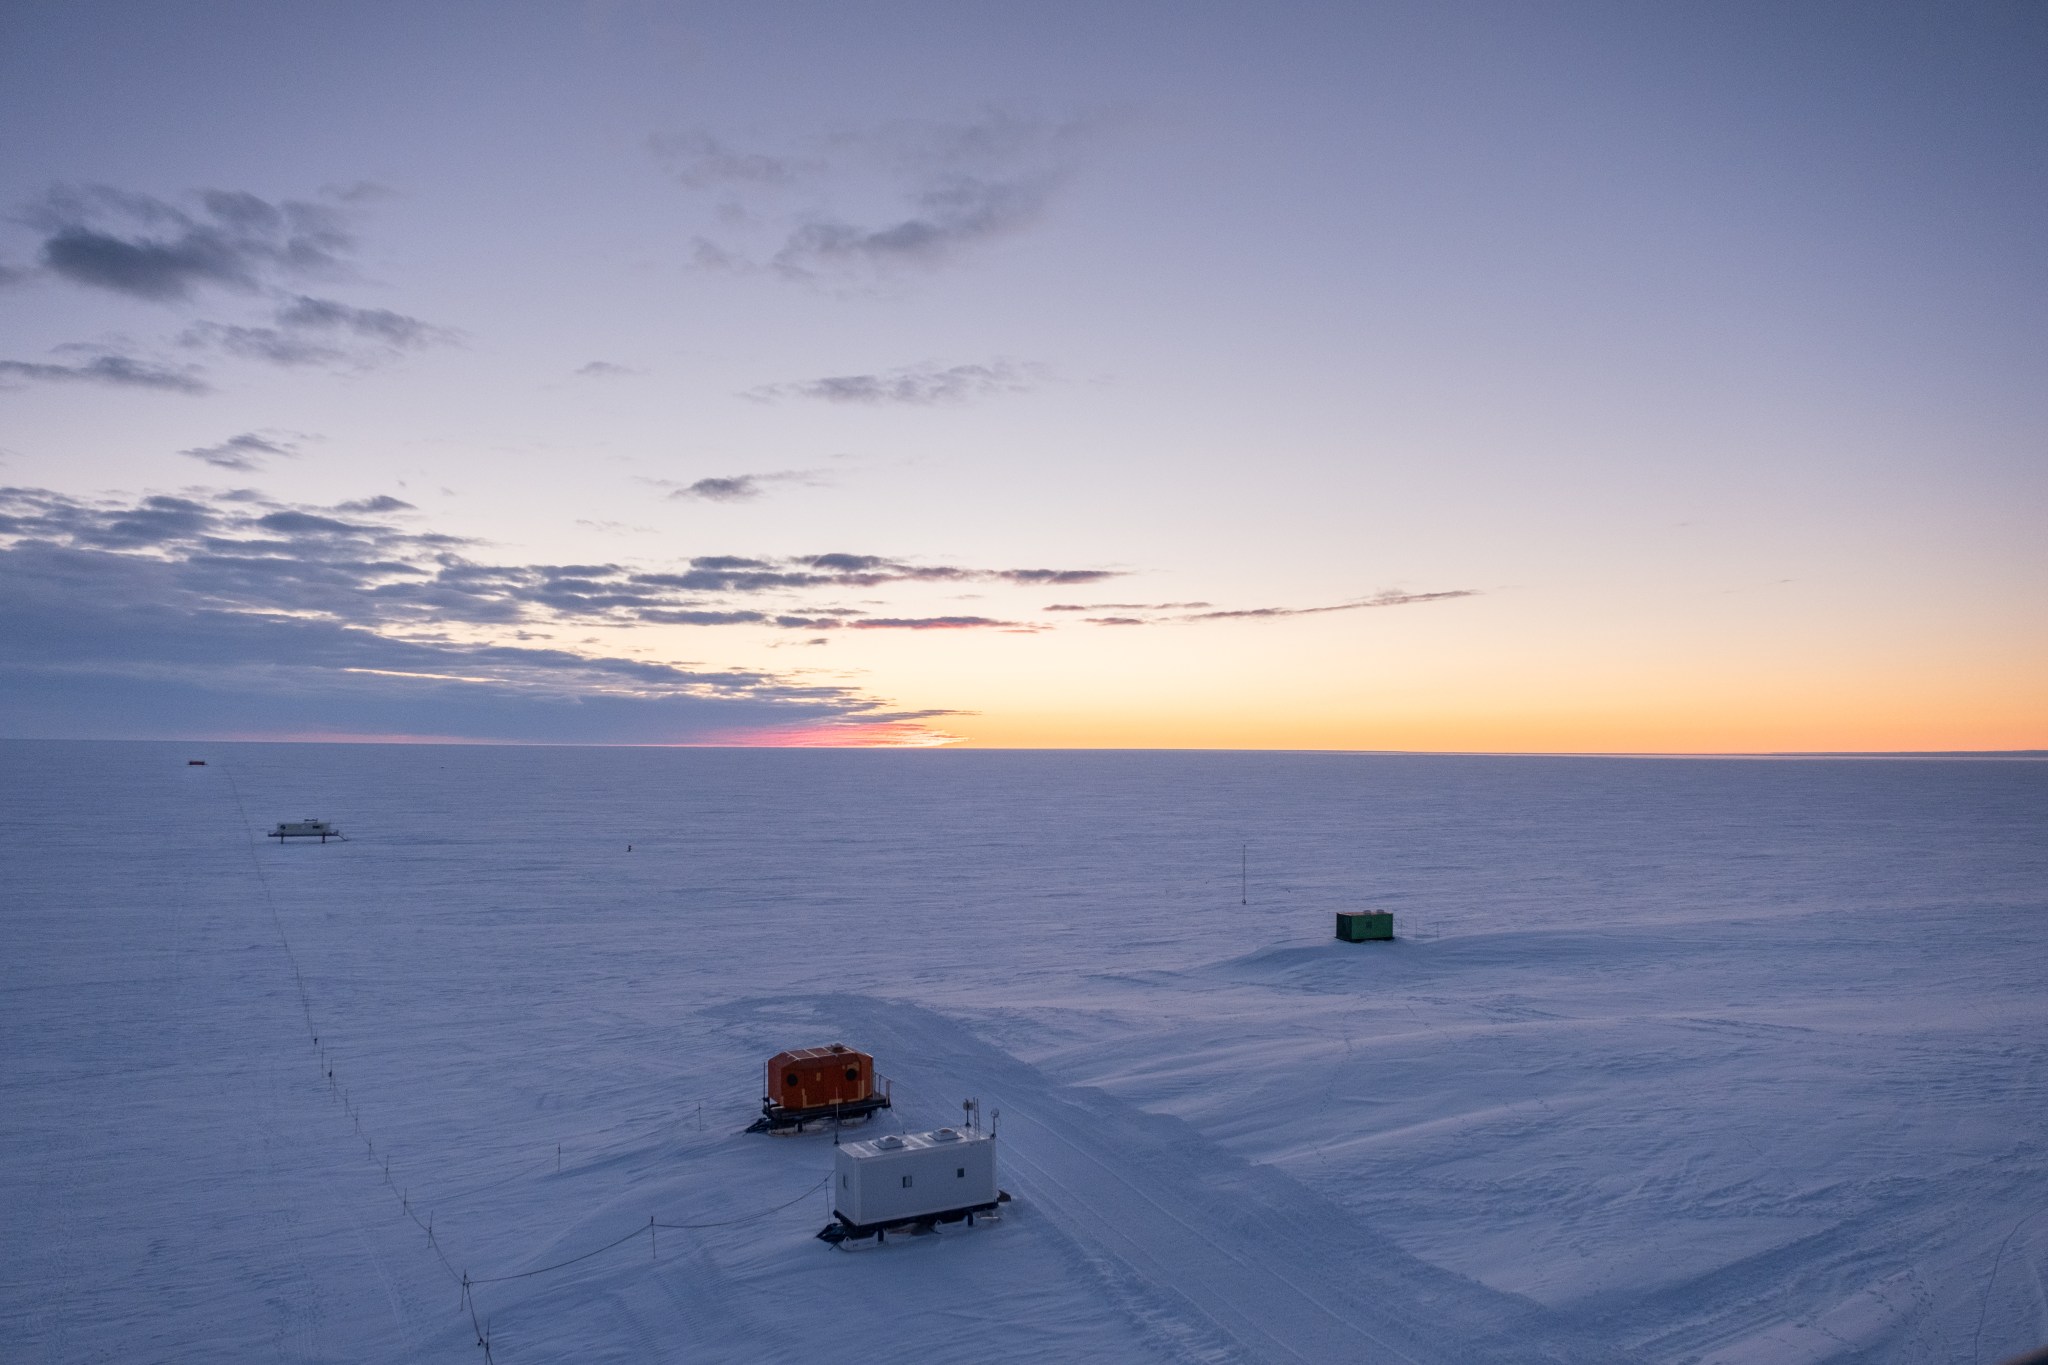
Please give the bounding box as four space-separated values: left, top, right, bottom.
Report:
746 1043 891 1133
816 1127 1010 1245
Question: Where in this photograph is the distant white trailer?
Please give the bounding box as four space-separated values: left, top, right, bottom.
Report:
817 1126 1008 1245
269 818 342 842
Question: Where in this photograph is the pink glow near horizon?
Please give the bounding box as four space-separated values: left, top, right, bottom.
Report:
694 720 964 748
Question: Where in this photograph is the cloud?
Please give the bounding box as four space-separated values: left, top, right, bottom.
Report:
273 295 450 347
0 488 1120 637
637 608 770 626
673 475 761 502
688 238 746 272
770 173 1050 278
574 360 638 378
0 353 208 394
664 469 824 502
649 132 820 190
0 486 966 744
16 185 451 376
0 488 465 624
180 295 455 369
1180 590 1479 621
848 616 1017 630
996 567 1113 585
178 321 346 367
178 432 301 471
24 185 351 301
0 576 934 744
640 553 1117 594
747 359 1041 406
660 112 1090 283
0 485 1475 741
1049 592 1478 625
1044 601 1214 612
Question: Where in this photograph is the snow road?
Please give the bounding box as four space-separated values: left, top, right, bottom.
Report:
792 993 1640 1365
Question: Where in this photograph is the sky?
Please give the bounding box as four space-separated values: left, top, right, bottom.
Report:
1 0 2042 750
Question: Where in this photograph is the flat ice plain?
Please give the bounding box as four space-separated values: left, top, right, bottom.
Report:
3 741 2044 1364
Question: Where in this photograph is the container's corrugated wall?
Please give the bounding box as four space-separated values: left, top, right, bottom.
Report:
835 1134 997 1226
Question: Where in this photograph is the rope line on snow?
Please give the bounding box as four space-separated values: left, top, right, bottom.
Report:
653 1173 831 1230
465 1223 654 1285
207 759 834 1363
219 765 318 1038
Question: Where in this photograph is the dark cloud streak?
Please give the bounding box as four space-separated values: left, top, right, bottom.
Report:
771 174 1050 278
663 469 824 503
849 616 1015 630
26 185 351 301
748 360 1040 406
0 354 208 394
180 296 454 370
1045 601 1215 612
1180 590 1479 621
674 477 759 502
178 432 299 471
274 295 450 348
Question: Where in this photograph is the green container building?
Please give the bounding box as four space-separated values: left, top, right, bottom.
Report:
1335 910 1394 942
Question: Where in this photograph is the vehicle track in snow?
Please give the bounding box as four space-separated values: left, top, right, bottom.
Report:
995 1108 1408 1364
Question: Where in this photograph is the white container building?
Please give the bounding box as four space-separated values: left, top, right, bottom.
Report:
832 1127 998 1228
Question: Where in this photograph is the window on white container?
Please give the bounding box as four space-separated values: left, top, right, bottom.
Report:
901 1175 913 1188
957 1167 965 1177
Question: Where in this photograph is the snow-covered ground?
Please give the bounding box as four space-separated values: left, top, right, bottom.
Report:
3 741 2044 1363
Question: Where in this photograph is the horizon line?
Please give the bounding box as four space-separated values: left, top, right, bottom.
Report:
5 736 2043 760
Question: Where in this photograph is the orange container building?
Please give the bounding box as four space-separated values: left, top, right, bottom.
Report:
762 1043 883 1118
